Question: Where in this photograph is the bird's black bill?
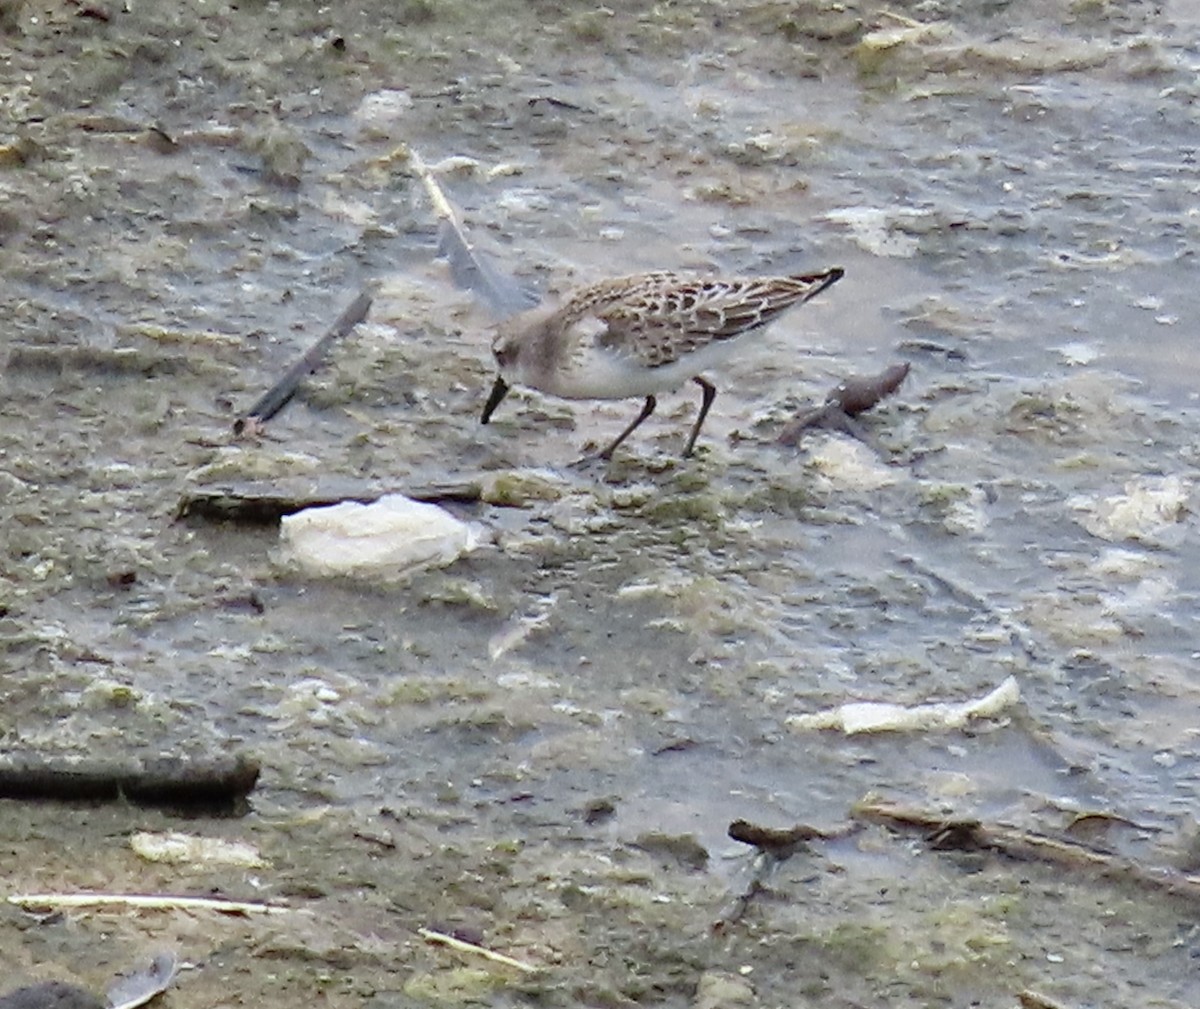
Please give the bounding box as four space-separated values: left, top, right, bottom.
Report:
481 376 510 424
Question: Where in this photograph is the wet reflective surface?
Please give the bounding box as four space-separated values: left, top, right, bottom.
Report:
2 1 1200 1005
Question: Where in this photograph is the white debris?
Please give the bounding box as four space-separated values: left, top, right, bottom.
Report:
353 89 414 129
131 831 268 868
486 162 525 179
786 676 1020 734
824 206 920 258
281 494 482 578
1057 342 1099 366
1101 574 1174 620
943 486 990 535
1089 547 1161 579
1072 475 1191 545
429 155 482 177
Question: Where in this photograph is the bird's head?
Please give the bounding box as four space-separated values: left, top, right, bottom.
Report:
491 328 522 375
481 321 530 425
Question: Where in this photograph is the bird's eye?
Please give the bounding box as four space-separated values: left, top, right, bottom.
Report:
493 338 516 368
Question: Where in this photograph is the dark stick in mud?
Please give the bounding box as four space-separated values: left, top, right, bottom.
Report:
715 818 842 929
175 479 487 525
777 361 910 446
233 288 373 436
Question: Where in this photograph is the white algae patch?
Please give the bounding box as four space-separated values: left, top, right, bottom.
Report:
1057 342 1101 366
280 495 482 578
809 436 901 491
824 206 921 258
353 89 414 131
131 832 268 868
1072 475 1192 545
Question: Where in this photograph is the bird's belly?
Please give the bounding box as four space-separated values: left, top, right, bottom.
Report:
541 340 741 400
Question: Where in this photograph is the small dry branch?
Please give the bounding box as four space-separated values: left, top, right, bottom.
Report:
9 893 292 916
417 926 541 974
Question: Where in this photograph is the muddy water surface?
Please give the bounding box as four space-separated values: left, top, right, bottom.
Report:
2 1 1199 1006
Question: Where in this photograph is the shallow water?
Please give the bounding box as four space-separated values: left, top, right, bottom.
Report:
2 0 1200 1006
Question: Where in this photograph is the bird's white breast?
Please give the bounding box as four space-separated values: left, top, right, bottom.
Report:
539 334 743 400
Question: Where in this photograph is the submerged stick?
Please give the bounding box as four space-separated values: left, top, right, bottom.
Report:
233 288 373 436
855 800 1200 903
894 553 1039 660
417 926 540 974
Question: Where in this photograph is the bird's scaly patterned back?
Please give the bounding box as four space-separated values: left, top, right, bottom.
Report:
555 271 837 368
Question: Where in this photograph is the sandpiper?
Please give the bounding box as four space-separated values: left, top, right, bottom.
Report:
480 266 844 459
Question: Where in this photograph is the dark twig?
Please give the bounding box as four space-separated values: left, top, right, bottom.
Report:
778 362 910 447
233 288 373 436
527 95 587 112
715 818 842 929
728 819 829 859
175 480 486 525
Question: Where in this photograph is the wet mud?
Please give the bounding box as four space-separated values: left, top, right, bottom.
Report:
2 0 1200 1006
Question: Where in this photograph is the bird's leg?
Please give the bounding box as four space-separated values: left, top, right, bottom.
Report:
599 396 656 460
683 377 717 457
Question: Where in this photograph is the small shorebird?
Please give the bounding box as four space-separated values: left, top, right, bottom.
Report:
481 266 845 458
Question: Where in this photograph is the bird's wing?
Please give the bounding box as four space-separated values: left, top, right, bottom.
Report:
591 274 835 368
